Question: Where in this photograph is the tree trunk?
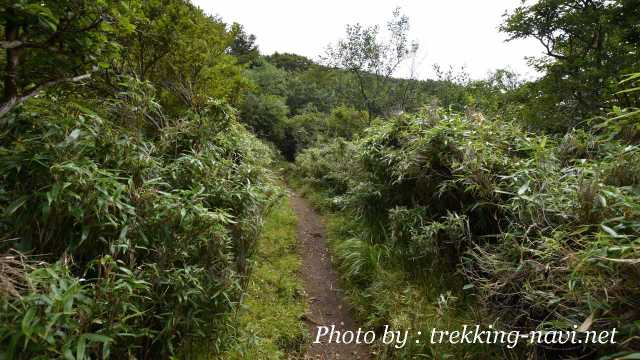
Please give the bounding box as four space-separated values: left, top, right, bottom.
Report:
3 11 20 104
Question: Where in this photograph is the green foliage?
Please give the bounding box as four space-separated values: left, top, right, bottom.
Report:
239 52 377 160
118 0 249 111
501 0 640 131
295 107 640 358
266 52 314 73
228 23 259 66
325 105 370 139
3 1 639 358
239 92 289 145
0 258 148 359
0 0 135 116
324 7 419 117
215 197 307 359
322 213 497 359
242 51 524 165
600 72 640 143
280 106 368 160
0 75 277 358
240 58 339 120
294 137 358 195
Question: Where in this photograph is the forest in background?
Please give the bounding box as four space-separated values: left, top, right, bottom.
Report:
0 0 639 359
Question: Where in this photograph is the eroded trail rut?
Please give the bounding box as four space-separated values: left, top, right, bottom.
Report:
290 192 370 360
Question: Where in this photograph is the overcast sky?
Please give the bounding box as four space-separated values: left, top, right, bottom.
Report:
192 0 543 80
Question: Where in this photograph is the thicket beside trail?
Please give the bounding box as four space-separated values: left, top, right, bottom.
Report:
0 1 279 357
293 106 640 359
0 84 279 358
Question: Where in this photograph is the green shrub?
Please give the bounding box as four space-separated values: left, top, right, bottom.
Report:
238 93 289 151
295 107 640 358
0 78 279 358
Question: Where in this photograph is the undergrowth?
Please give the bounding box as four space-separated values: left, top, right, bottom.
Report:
292 179 498 359
327 211 500 359
213 196 308 359
293 105 640 359
0 79 279 358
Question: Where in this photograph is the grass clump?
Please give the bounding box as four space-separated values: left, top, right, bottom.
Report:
215 196 308 359
324 213 498 359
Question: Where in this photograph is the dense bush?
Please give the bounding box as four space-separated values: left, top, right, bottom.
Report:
280 106 368 160
0 78 278 358
239 92 289 147
295 105 640 358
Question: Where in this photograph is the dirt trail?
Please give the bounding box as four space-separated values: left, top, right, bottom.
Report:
290 192 370 360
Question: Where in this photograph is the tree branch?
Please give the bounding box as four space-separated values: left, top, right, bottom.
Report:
0 40 24 49
0 73 92 118
3 16 104 52
537 37 567 60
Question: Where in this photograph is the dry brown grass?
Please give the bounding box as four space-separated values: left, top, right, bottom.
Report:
0 247 31 299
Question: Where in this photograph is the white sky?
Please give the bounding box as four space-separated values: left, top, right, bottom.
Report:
192 0 543 80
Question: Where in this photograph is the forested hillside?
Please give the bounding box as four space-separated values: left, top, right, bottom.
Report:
1 0 639 359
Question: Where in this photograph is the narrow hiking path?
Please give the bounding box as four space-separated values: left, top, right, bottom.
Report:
289 192 371 360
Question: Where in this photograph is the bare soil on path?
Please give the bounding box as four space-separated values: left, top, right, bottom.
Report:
289 191 371 360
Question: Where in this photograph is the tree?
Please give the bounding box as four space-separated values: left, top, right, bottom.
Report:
112 1 248 112
151 7 248 111
501 0 640 130
239 92 288 143
246 61 289 98
229 23 259 66
116 0 185 80
266 52 314 72
324 7 418 117
0 0 134 117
